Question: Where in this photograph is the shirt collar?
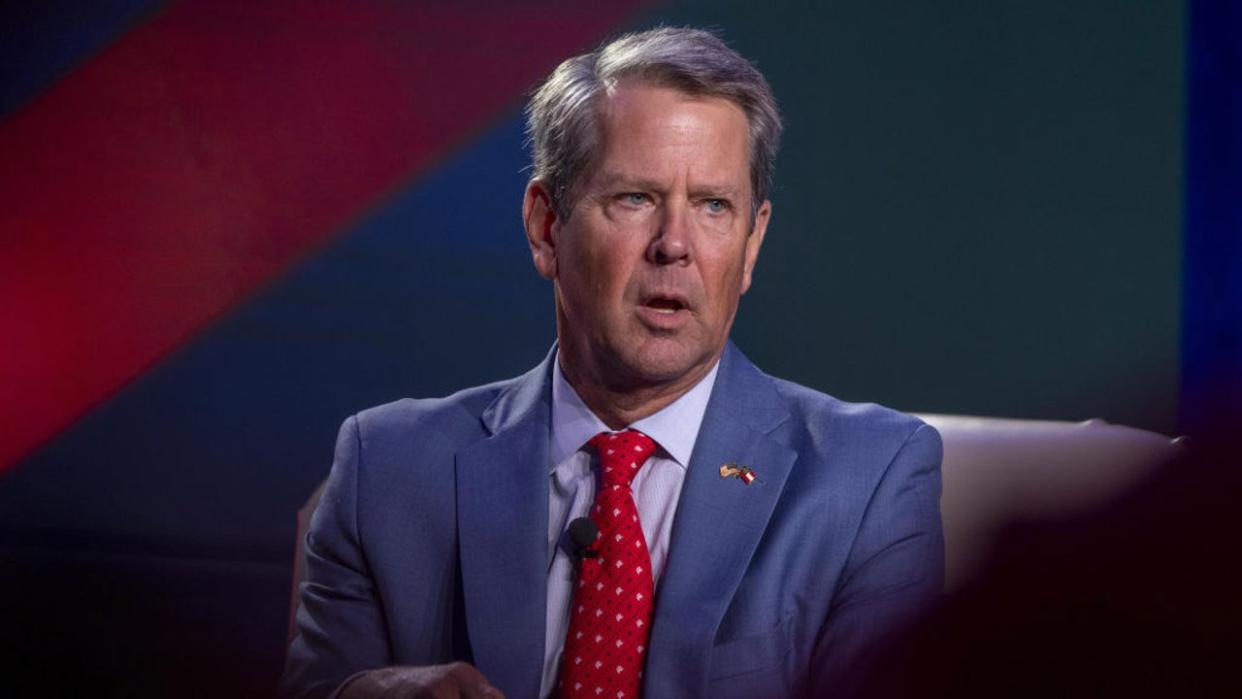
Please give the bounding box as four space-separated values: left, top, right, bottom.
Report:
549 351 720 470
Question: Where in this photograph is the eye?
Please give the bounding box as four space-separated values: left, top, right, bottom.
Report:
618 192 650 206
703 198 730 214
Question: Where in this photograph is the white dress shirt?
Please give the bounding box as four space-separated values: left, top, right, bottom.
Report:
538 354 720 697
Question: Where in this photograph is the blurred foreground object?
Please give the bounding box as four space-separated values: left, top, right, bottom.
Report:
918 414 1185 592
858 416 1239 697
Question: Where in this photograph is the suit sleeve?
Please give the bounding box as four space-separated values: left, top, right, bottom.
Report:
280 416 392 699
808 423 944 697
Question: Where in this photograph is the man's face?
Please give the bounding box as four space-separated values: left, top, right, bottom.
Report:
525 82 770 395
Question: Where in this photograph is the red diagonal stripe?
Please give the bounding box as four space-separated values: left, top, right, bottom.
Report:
0 0 649 472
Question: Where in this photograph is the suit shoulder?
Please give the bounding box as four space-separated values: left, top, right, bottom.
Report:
350 376 515 447
767 375 938 452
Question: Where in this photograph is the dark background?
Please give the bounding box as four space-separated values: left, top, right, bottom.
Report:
2 1 1234 696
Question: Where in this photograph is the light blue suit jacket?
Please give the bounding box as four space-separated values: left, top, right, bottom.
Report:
282 343 943 698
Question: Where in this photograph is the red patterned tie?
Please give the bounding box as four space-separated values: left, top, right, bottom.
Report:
558 429 657 699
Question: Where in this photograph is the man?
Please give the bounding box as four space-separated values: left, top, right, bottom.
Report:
282 27 942 699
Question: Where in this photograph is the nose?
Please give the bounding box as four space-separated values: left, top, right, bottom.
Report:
647 199 691 265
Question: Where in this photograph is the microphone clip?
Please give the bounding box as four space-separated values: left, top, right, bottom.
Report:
567 516 600 562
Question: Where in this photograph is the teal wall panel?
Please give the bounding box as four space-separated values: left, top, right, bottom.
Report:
626 1 1183 432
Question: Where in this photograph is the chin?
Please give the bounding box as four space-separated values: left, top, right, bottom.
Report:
622 341 713 387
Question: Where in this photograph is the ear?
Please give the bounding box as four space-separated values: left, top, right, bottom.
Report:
523 180 559 280
740 199 771 294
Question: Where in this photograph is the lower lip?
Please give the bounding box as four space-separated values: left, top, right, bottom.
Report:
637 304 691 329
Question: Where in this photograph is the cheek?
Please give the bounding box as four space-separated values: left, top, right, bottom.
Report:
562 238 633 318
579 244 617 296
584 239 641 295
705 255 750 319
712 243 750 285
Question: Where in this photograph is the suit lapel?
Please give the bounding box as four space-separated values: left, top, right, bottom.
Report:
455 352 554 698
645 344 796 697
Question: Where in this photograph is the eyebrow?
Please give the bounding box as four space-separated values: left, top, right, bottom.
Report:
592 171 663 192
593 171 741 198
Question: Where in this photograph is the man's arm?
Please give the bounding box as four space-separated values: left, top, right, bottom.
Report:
807 422 945 697
280 417 502 699
281 415 394 698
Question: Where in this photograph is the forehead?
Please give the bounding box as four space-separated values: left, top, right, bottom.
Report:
590 82 751 190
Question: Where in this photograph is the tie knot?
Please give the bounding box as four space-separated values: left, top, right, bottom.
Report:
588 429 657 488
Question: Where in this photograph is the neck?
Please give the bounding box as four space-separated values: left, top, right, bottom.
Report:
558 351 717 430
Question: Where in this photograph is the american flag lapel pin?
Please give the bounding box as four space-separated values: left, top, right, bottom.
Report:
719 463 757 485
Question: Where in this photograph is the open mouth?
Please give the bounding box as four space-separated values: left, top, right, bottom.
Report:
643 297 687 315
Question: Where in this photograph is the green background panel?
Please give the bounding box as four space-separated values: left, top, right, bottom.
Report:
624 0 1183 432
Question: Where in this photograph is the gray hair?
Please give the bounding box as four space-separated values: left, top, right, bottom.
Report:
526 26 783 219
